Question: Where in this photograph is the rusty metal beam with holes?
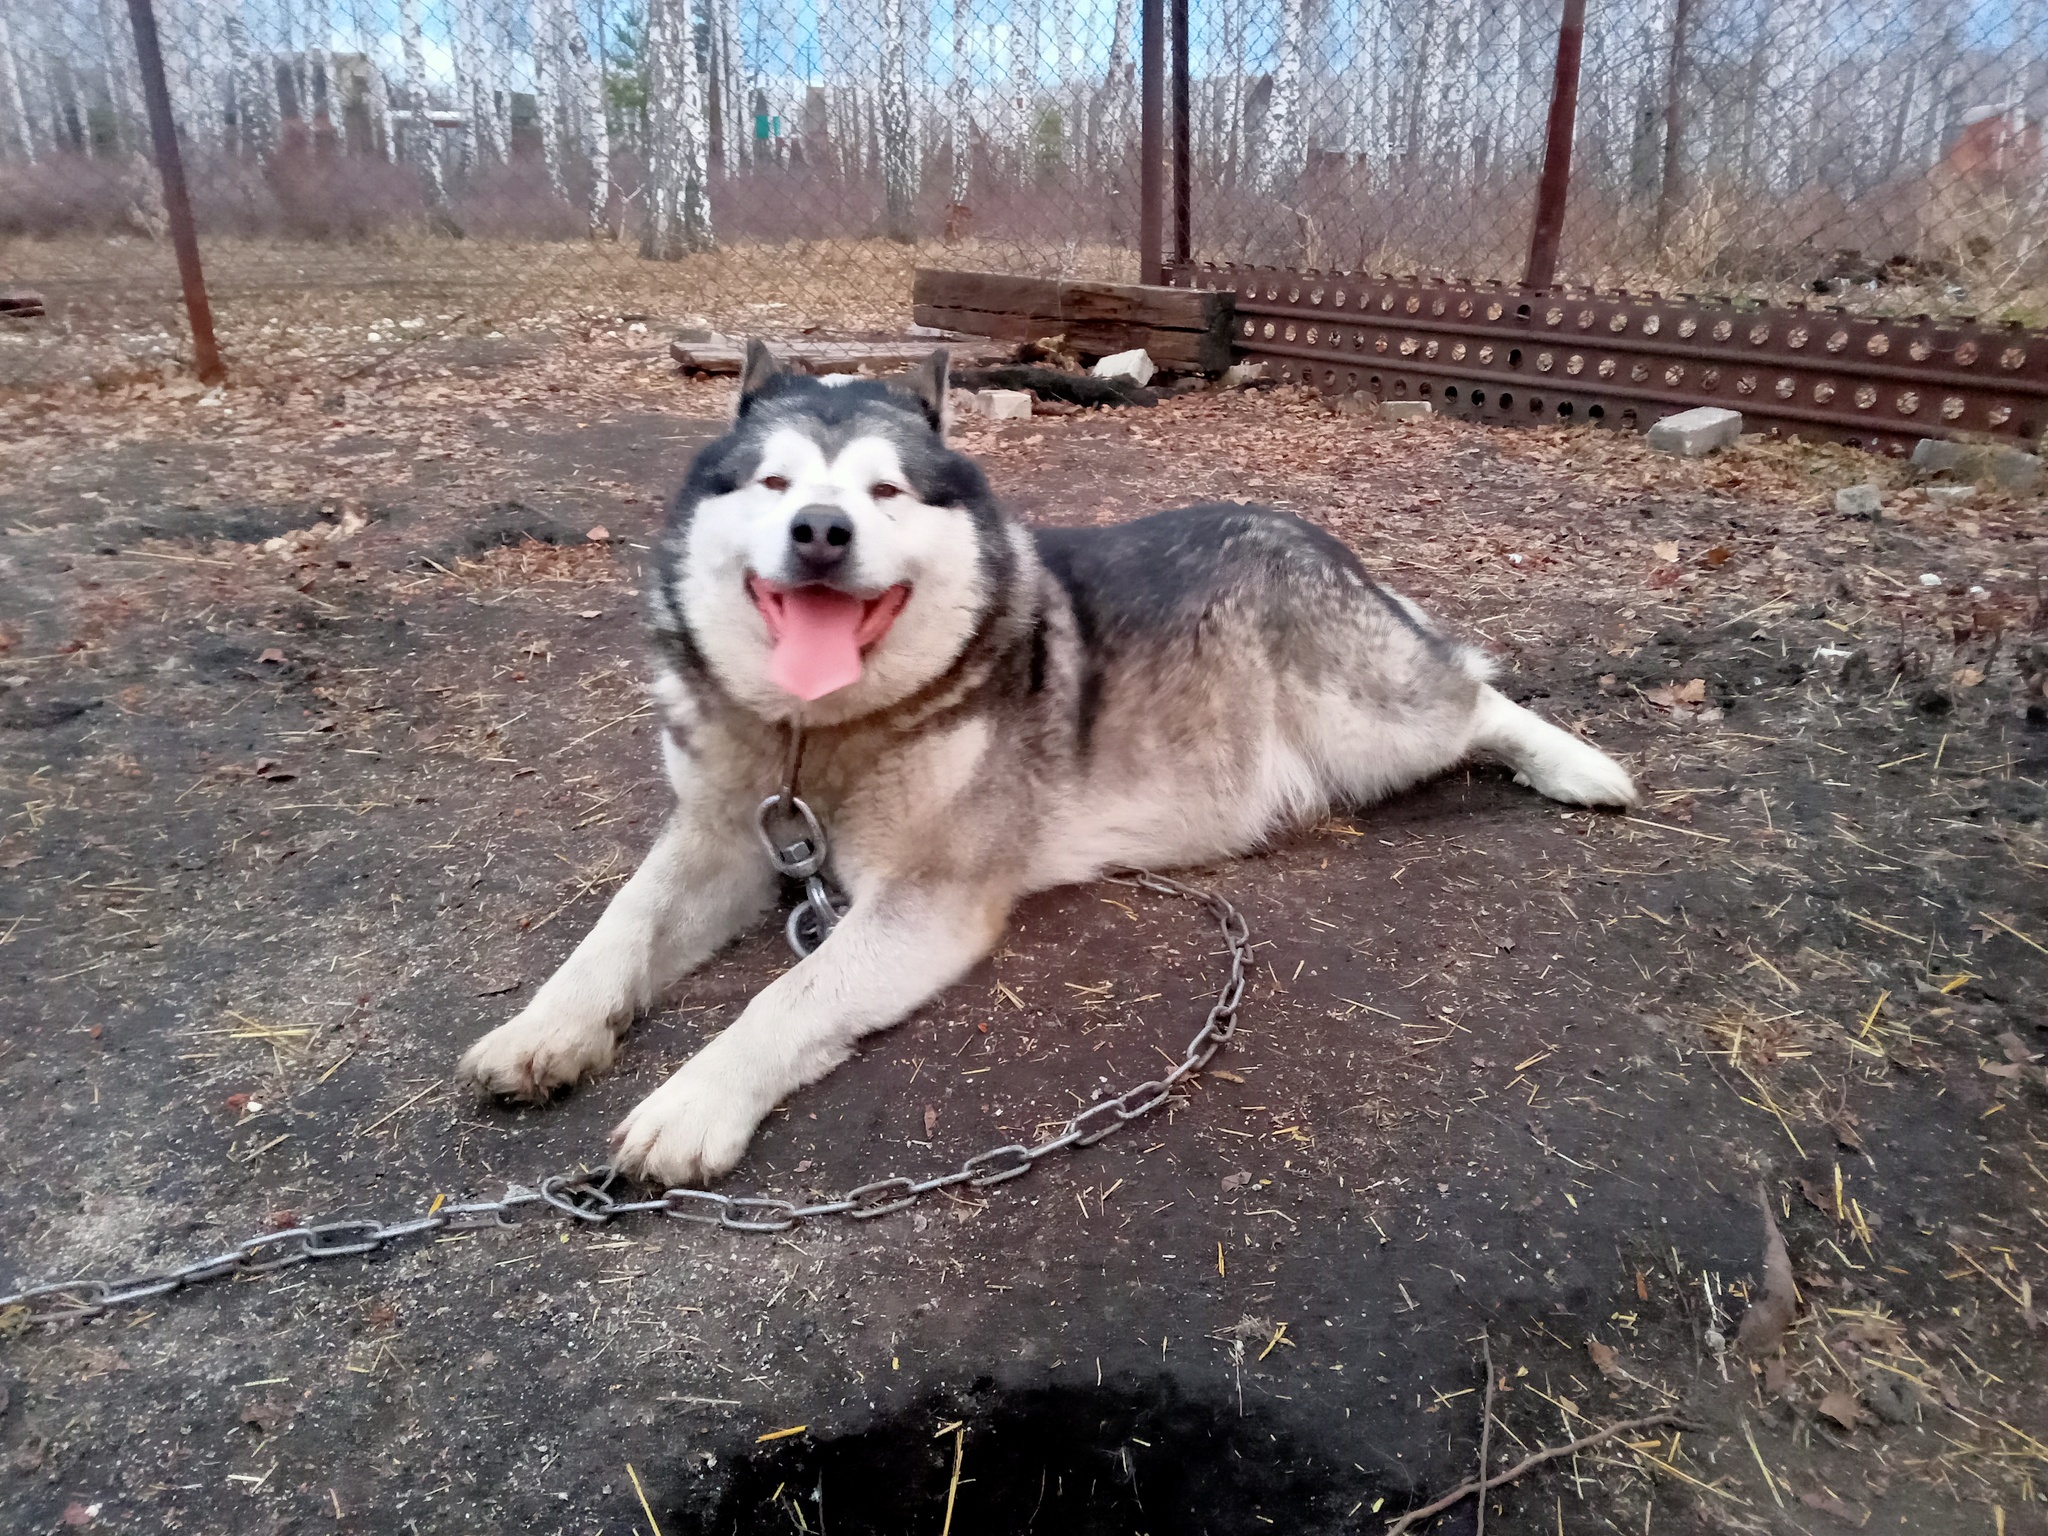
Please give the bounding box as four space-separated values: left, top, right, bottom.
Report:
1167 261 2047 455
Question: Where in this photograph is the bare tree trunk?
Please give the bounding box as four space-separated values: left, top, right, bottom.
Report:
0 11 35 161
559 0 611 231
642 0 713 255
879 0 917 236
530 0 563 191
1007 0 1036 178
95 0 141 154
1258 0 1302 190
948 0 971 209
710 0 742 171
447 0 482 174
225 10 272 157
1100 0 1135 176
398 0 446 199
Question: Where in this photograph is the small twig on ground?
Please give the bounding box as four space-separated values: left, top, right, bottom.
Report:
1476 1331 1495 1536
939 1424 966 1536
1386 1412 1687 1534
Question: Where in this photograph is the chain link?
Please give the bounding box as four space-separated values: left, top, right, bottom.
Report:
0 869 1247 1330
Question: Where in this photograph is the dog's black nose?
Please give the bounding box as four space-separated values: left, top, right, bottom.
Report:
788 506 854 571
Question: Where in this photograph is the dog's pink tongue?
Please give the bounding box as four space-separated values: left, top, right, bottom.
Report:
768 586 867 700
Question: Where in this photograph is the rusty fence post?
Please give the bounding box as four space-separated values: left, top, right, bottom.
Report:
1523 0 1588 292
1171 0 1191 268
1139 0 1165 284
124 0 225 384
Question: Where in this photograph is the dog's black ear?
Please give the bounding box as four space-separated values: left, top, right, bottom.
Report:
908 347 950 433
738 339 783 415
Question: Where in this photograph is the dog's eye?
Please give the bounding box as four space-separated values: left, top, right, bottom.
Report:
870 482 903 500
761 475 790 493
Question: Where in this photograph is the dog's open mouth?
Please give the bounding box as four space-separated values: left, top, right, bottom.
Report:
747 577 911 701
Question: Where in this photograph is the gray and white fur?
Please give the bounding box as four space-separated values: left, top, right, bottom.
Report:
458 343 1639 1185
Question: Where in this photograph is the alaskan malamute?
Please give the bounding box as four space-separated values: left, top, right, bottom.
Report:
459 344 1638 1184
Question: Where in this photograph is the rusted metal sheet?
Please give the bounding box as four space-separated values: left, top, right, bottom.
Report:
1168 261 2048 454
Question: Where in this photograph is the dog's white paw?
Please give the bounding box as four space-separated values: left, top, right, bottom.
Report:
458 1006 616 1101
1521 740 1641 809
608 1061 765 1186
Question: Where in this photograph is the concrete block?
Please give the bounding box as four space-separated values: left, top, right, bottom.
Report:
1647 406 1744 457
1911 438 2042 492
1834 484 1884 517
1380 399 1434 422
1924 484 1976 508
1092 348 1157 386
975 389 1034 421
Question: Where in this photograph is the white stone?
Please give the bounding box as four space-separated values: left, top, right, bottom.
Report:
1647 406 1743 456
975 389 1034 421
1924 484 1976 508
1091 348 1157 386
1380 399 1433 422
1834 484 1884 517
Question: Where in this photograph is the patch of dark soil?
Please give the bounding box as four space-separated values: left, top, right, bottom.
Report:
697 1380 1361 1534
0 695 97 729
113 505 325 547
455 499 587 553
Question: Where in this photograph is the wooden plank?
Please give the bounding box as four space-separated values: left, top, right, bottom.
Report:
912 268 1227 332
911 303 1231 372
669 335 1007 375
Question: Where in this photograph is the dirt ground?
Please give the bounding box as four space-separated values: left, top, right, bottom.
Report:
1 325 2046 1536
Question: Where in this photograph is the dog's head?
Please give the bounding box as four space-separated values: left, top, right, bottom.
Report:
656 342 1014 723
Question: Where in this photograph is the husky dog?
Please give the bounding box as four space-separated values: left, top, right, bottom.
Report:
458 343 1638 1184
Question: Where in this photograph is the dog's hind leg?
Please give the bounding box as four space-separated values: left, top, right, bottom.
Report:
609 879 1014 1185
458 803 775 1101
1467 684 1639 808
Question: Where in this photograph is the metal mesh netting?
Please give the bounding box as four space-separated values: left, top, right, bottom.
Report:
0 0 2043 387
1187 0 2047 316
0 0 1149 380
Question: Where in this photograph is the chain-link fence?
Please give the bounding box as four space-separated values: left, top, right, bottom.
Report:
0 0 2042 389
0 0 1151 383
1188 0 2046 316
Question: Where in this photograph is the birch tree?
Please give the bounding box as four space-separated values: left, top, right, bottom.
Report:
0 11 34 160
530 0 563 190
879 0 917 233
399 0 446 196
709 0 743 171
1098 0 1135 174
642 0 713 255
1006 0 1035 172
948 0 971 206
559 0 612 230
1257 0 1303 190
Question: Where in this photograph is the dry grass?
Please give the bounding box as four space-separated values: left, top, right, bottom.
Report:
0 230 1139 392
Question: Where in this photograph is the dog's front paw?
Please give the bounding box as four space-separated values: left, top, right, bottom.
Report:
458 1005 617 1102
608 1061 765 1186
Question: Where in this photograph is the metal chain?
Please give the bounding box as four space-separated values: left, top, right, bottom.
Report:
0 869 1248 1330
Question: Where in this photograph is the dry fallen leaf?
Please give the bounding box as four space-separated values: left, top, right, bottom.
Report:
923 1105 938 1138
240 1396 296 1433
1816 1389 1866 1431
257 647 286 665
1826 1111 1866 1153
1951 666 1984 688
1799 1488 1864 1522
1736 1184 1798 1357
1586 1339 1625 1380
1652 541 1681 562
585 525 612 543
1703 544 1734 566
